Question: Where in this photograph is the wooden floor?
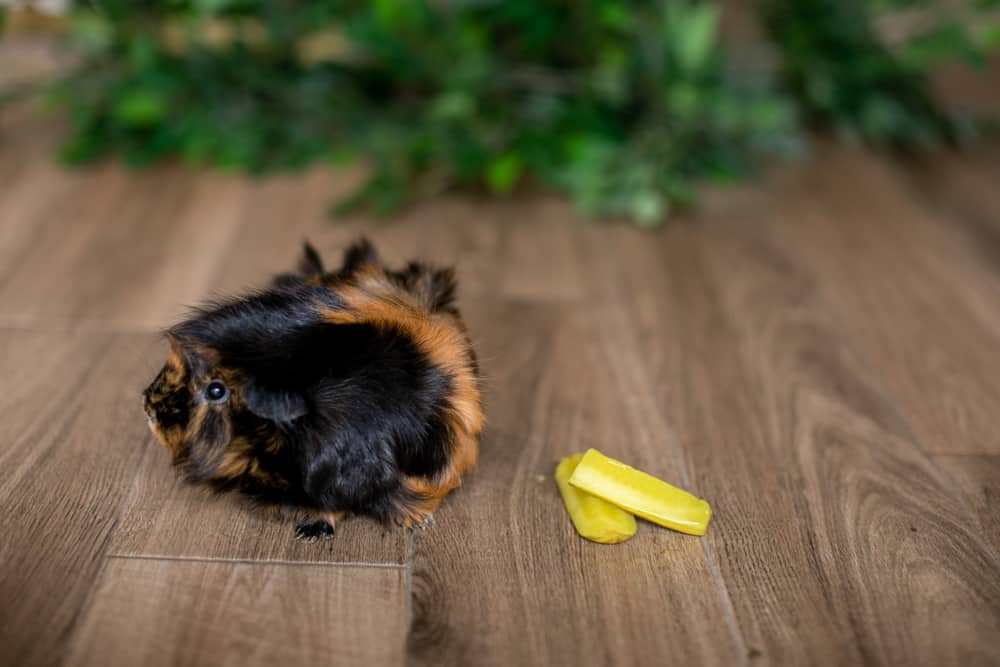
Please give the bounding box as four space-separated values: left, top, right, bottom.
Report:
2 103 1000 667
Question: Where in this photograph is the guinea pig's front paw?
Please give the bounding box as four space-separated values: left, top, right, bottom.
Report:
294 520 335 542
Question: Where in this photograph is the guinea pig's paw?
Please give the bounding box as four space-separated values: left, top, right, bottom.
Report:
294 520 335 542
395 511 435 530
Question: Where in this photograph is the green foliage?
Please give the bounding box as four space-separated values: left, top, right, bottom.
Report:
46 0 996 224
763 0 995 147
50 0 797 224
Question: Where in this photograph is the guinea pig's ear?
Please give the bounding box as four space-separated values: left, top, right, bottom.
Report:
271 242 325 288
298 241 325 277
242 379 308 422
339 237 381 276
165 331 217 376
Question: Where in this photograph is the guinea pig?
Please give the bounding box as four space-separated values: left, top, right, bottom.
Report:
142 239 482 540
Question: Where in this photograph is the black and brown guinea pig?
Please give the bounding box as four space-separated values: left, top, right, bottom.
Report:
142 239 482 540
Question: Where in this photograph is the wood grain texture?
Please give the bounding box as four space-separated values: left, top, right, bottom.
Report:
110 448 408 564
576 194 1000 665
933 455 1000 554
0 331 153 667
760 148 1000 455
64 557 407 667
206 166 506 302
351 199 587 303
213 181 582 305
903 146 1000 283
489 199 589 302
407 301 744 667
209 180 496 297
209 167 365 295
0 160 247 330
0 158 91 280
4 96 1000 667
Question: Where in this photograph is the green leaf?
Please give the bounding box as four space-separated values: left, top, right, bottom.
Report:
976 25 1000 49
127 37 159 72
629 191 666 228
598 3 631 30
486 153 523 195
668 82 701 118
373 0 423 31
193 0 234 16
672 3 720 72
901 23 984 68
431 92 475 120
113 90 167 126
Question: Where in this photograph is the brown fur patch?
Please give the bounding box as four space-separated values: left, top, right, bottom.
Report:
395 428 479 525
163 352 184 383
263 432 285 455
320 277 484 438
149 422 185 455
214 436 253 480
318 273 483 521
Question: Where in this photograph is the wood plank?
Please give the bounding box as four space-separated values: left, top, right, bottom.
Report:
210 167 365 295
5 94 1000 667
0 164 247 330
902 145 1000 279
64 557 406 667
407 300 744 667
212 176 581 305
0 157 89 274
0 330 153 667
759 147 1000 455
109 447 408 564
207 166 499 298
930 54 1000 117
0 100 63 169
933 455 1000 554
364 197 585 302
581 195 1000 664
489 198 589 302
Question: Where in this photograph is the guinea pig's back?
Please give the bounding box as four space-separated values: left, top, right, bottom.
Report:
306 275 483 521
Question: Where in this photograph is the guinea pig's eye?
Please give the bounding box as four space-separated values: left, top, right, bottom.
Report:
204 380 229 404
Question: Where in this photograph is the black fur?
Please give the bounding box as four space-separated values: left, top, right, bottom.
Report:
142 239 480 532
295 519 336 541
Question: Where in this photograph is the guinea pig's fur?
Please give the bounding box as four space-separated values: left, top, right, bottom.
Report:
142 239 482 539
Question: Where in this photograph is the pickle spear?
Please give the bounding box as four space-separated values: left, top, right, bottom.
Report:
568 448 712 536
555 453 637 544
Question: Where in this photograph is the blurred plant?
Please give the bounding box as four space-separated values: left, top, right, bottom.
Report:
49 0 796 226
42 0 998 224
763 0 998 147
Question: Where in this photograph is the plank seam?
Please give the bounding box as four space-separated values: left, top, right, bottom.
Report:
404 529 414 631
661 422 750 667
106 553 408 569
587 232 751 664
